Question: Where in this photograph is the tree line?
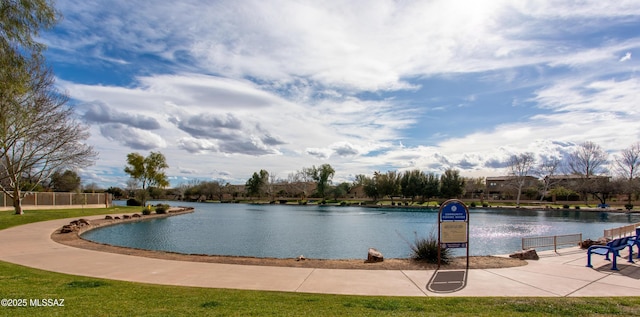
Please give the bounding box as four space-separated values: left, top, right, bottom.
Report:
169 165 467 204
169 140 639 208
505 141 640 208
9 138 638 212
23 139 636 211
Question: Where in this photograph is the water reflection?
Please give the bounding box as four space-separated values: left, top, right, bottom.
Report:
86 202 640 259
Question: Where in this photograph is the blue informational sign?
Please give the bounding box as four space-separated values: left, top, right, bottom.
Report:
437 199 470 268
440 201 468 221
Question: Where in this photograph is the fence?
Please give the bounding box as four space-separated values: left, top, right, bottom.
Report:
0 192 112 211
521 233 583 252
603 222 640 239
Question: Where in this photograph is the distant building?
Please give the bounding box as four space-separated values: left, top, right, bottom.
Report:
543 174 611 201
485 176 540 200
348 184 367 199
544 174 610 189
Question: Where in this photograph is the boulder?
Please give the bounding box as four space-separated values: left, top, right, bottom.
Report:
123 215 131 219
366 248 384 263
105 215 113 220
509 249 539 260
69 219 90 227
60 225 76 233
132 213 141 218
579 238 606 249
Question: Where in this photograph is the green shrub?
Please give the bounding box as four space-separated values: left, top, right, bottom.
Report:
469 202 476 208
625 204 633 210
574 205 580 210
142 209 151 215
408 231 451 264
127 198 142 206
155 204 170 214
563 204 570 209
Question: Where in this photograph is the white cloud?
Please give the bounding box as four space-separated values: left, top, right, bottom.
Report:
177 138 218 154
99 124 167 150
306 148 332 159
60 72 419 182
532 78 640 114
620 52 632 62
44 1 640 186
81 101 160 130
331 142 361 157
50 1 640 91
376 73 640 176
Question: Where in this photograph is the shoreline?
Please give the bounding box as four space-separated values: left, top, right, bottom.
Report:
51 207 527 270
143 199 639 214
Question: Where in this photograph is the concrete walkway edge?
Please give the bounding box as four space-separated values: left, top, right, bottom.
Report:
1 215 639 297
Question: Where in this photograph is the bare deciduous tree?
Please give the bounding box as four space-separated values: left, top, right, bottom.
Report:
464 177 486 203
266 172 278 200
536 156 561 201
284 168 315 200
566 141 609 205
0 62 96 214
506 152 536 207
614 142 640 207
567 141 608 177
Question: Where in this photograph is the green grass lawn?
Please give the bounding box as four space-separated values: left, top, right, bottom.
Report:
1 207 639 316
0 206 141 230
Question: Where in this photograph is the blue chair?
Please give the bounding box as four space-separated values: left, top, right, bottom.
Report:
628 236 640 260
586 237 633 270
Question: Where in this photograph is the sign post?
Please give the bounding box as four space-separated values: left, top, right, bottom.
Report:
437 199 470 268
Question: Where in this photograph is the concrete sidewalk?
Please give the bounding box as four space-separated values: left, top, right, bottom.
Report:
0 215 639 297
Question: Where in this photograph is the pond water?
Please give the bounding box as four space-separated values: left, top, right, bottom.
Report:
83 201 640 259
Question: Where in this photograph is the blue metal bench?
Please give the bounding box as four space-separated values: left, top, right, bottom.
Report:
586 236 636 270
629 236 640 259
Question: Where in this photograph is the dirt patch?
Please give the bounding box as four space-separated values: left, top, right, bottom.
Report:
51 212 527 270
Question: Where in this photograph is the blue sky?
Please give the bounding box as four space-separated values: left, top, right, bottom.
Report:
41 0 640 188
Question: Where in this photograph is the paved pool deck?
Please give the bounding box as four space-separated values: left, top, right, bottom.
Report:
0 215 639 297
